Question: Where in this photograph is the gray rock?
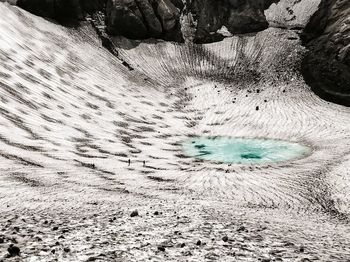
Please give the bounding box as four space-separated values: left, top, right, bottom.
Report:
302 0 350 106
169 0 183 10
130 209 139 217
237 225 246 232
188 0 279 43
153 0 179 32
135 0 162 36
157 246 165 251
106 0 148 39
17 0 83 23
7 244 20 257
105 0 183 40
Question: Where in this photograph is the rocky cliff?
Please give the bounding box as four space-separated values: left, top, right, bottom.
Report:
16 0 82 23
15 0 107 23
13 0 280 42
302 0 350 106
188 0 279 43
105 0 183 41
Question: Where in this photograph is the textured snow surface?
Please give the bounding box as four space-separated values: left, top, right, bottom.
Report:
0 3 350 261
266 0 321 28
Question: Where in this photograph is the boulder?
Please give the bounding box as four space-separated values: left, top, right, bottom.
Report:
106 0 148 39
188 0 279 43
188 0 226 43
302 0 350 106
153 0 180 31
135 0 162 37
226 7 269 33
7 244 20 257
106 0 183 41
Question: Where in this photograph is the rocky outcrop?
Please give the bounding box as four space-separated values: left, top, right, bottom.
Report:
15 0 280 42
302 0 350 106
16 0 106 23
106 0 148 39
14 0 183 40
14 0 281 42
16 0 82 22
187 0 279 43
81 0 107 14
105 0 183 41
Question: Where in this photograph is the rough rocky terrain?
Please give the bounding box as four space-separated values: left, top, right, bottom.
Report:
302 0 350 106
185 0 278 43
16 0 85 22
105 0 183 41
7 0 304 42
0 1 350 262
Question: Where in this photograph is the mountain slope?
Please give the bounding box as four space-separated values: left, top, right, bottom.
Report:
0 3 350 261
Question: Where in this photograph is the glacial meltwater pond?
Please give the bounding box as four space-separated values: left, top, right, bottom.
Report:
182 137 311 164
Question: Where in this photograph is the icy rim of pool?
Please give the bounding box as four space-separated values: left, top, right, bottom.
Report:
182 137 312 164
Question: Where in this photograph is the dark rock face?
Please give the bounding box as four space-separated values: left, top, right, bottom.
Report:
168 0 183 10
106 0 149 39
135 0 162 37
17 0 82 23
105 0 183 41
54 0 83 21
302 0 350 106
81 0 107 14
16 0 279 43
188 0 279 43
17 0 56 18
16 0 106 23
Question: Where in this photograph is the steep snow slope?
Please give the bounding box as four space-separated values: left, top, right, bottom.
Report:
0 3 350 261
266 0 321 28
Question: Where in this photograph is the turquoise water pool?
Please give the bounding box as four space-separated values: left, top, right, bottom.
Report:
182 137 311 164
